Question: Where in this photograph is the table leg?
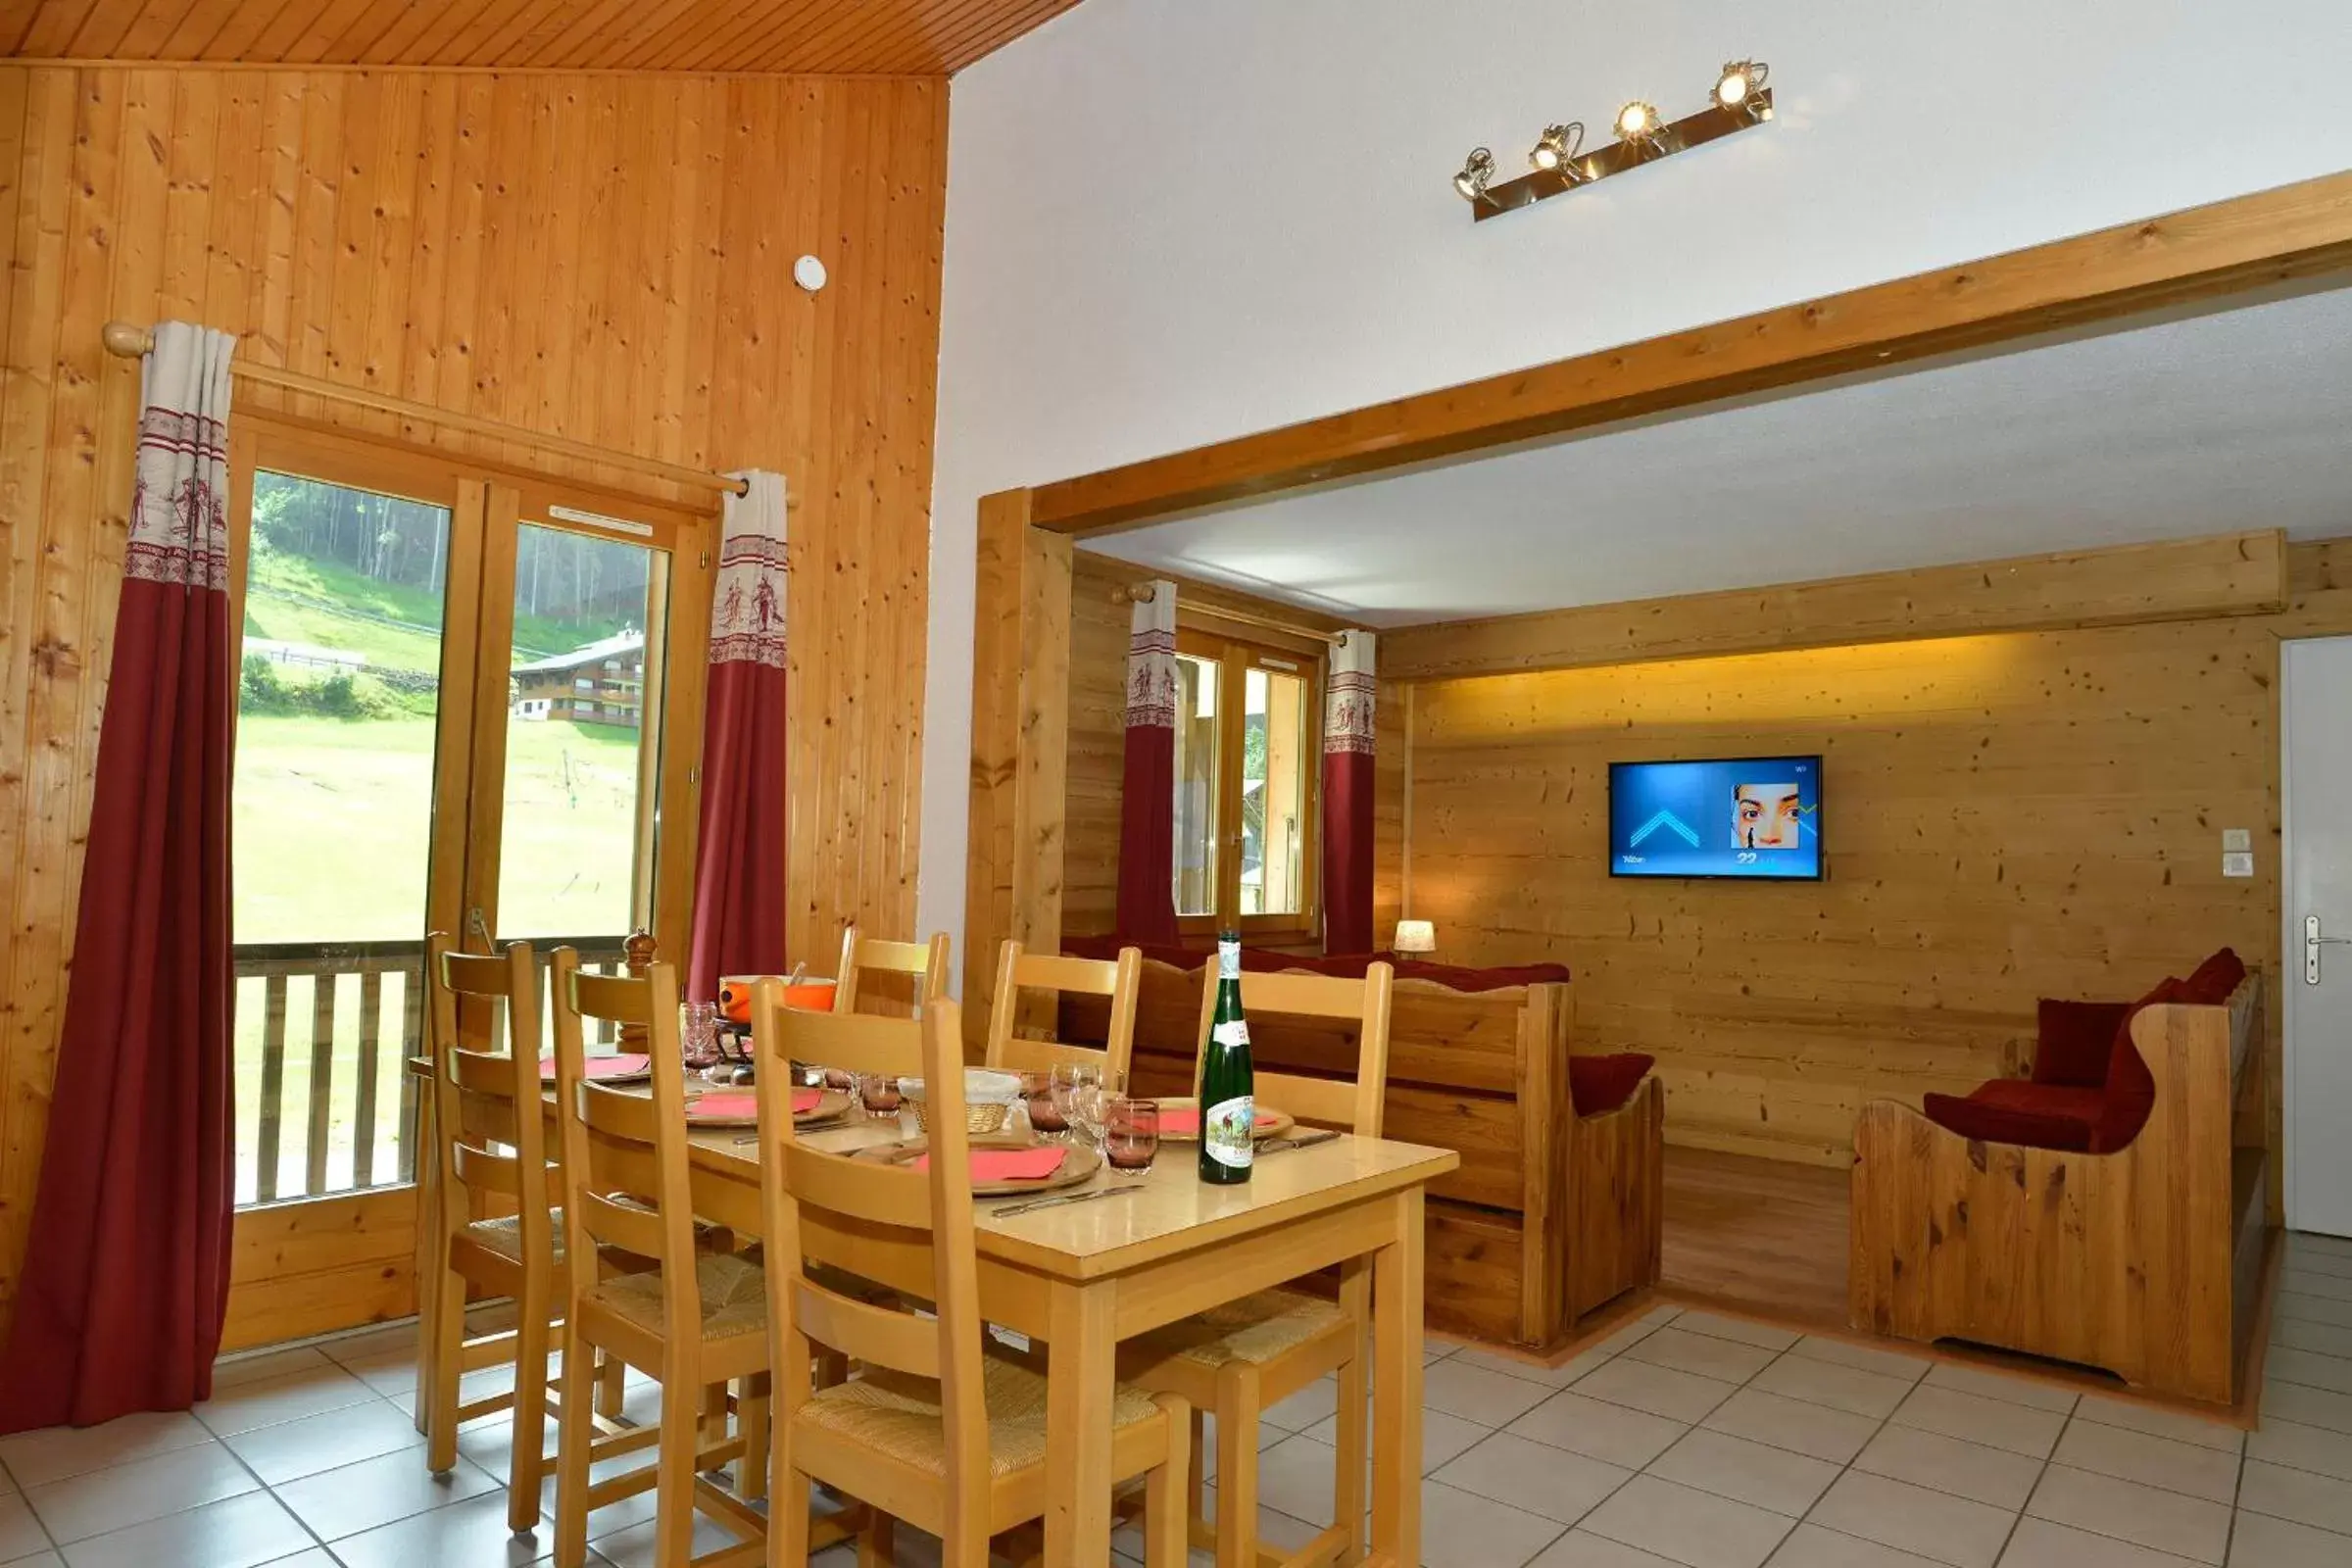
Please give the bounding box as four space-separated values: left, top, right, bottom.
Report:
1368 1187 1424 1566
1044 1278 1118 1565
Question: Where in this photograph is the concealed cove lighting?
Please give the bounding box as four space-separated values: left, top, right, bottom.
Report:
1529 122 1586 177
1453 146 1496 203
1713 59 1771 119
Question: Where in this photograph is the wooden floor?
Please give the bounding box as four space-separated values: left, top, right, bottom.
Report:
1661 1146 1851 1330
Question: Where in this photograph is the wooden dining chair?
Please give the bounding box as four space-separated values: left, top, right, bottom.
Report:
548 949 768 1568
981 939 1144 1089
834 926 952 1016
1119 962 1395 1568
422 932 569 1532
747 985 1193 1568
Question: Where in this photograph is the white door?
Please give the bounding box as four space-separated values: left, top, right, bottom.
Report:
2286 636 2352 1238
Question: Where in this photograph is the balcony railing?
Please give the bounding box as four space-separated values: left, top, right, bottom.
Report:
233 935 629 1207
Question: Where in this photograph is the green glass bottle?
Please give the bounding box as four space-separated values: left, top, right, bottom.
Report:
1199 929 1254 1185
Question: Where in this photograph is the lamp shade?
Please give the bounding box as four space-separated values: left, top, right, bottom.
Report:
1394 919 1437 955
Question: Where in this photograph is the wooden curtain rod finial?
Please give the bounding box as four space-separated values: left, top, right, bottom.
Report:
102 320 153 358
1116 582 1158 604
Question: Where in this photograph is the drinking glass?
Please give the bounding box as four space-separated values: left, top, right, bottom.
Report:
1051 1063 1102 1149
1103 1098 1160 1174
682 1002 721 1074
1021 1071 1067 1140
858 1071 904 1120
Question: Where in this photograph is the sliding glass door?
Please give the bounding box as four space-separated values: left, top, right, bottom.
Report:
220 417 711 1348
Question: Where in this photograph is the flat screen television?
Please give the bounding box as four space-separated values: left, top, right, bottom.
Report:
1608 756 1824 880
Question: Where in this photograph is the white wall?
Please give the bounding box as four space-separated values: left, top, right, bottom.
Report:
918 0 2352 960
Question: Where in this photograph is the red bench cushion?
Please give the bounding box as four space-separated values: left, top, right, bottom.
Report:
1569 1054 1653 1117
2032 999 2132 1088
1923 1091 2094 1152
2183 947 2246 1005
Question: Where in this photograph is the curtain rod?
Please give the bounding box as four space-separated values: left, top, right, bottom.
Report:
1116 579 1351 646
100 321 750 499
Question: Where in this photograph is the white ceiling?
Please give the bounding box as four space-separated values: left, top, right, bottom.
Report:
1080 281 2352 626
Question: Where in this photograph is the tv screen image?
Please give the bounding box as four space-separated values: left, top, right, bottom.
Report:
1608 756 1824 880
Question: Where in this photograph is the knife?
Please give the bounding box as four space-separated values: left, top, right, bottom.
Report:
991 1184 1147 1219
1258 1129 1342 1154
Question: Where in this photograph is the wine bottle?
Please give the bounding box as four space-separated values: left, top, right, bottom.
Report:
1199 929 1254 1185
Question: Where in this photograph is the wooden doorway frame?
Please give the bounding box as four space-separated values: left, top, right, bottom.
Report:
961 167 2352 1034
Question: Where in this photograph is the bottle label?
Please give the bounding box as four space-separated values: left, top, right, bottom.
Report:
1211 1018 1250 1051
1204 1095 1254 1168
1218 942 1241 980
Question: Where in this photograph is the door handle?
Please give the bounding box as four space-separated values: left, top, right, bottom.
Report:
2307 913 2352 985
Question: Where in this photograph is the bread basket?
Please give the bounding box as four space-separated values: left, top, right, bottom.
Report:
901 1068 1023 1135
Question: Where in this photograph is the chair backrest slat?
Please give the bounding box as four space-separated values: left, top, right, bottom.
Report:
1192 961 1396 1137
750 986 992 1494
836 927 953 1017
428 933 552 1236
984 941 1143 1091
550 950 701 1339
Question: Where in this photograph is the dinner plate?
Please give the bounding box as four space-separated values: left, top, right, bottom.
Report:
852 1135 1102 1197
683 1087 851 1128
1149 1098 1296 1143
540 1054 653 1086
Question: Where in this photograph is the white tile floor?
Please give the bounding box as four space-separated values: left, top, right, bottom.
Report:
4 1231 2352 1567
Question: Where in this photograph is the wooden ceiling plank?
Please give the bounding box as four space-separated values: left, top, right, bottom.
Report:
609 0 751 72
583 0 716 71
433 0 540 68
356 0 467 65
64 0 154 56
152 0 247 60
280 0 382 65
113 0 198 57
398 0 497 66
9 0 84 55
513 0 639 70
471 0 578 70
755 0 945 74
0 0 48 54
185 0 295 59
243 0 337 62
668 0 817 74
318 0 431 64
930 0 1073 74
806 0 985 74
1031 169 2352 536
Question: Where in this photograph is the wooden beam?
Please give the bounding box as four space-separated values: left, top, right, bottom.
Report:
1032 171 2352 536
1381 529 2289 681
962 489 1073 1049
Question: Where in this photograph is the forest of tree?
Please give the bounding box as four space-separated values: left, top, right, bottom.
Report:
251 472 649 625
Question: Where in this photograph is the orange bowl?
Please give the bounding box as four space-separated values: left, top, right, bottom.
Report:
717 975 837 1024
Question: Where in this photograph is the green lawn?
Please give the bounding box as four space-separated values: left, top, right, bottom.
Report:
231 711 647 1202
241 548 633 674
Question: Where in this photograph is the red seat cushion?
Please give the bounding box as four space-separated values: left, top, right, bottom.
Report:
1969 1079 2106 1123
2182 947 2246 1005
2032 999 2132 1088
1922 1091 2094 1152
2089 977 2188 1153
1569 1054 1653 1117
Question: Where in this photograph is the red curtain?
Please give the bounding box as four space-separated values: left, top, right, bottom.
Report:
1114 580 1180 945
688 471 790 1004
1321 630 1376 956
0 325 237 1432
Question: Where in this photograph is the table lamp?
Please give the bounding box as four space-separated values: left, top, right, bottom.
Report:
1394 919 1437 960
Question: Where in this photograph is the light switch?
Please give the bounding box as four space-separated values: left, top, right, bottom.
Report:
2223 828 2252 853
2223 852 2255 878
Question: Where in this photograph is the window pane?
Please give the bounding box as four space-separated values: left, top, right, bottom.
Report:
1242 665 1311 916
496 524 662 938
1172 652 1221 917
233 469 455 1203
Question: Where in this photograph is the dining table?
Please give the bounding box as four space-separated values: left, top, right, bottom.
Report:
410 1061 1459 1565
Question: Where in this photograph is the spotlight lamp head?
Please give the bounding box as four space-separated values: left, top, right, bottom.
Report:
1614 99 1671 155
1453 146 1496 203
1713 58 1771 119
1529 121 1588 179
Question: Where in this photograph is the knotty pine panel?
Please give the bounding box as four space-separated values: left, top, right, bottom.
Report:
1397 620 2282 1167
0 65 945 1329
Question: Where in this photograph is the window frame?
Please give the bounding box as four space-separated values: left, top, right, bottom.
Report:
1171 621 1325 943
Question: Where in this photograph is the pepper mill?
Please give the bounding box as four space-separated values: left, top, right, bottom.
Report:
617 928 658 1053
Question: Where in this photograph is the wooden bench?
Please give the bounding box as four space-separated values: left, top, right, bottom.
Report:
1849 972 2267 1402
1065 955 1660 1351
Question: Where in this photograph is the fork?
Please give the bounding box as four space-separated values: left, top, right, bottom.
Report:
991 1183 1147 1219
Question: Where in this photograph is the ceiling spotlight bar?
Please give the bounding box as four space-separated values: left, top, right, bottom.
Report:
1460 57 1774 221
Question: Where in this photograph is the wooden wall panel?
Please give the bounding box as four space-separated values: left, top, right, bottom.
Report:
0 0 1088 74
0 64 946 1330
1397 619 2286 1167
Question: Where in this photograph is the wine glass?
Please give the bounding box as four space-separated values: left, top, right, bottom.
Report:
1020 1071 1067 1140
682 1002 721 1075
1051 1063 1102 1150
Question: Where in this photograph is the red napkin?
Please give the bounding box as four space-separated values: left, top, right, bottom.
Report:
911 1147 1068 1182
539 1054 651 1082
686 1090 821 1121
1158 1106 1200 1137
